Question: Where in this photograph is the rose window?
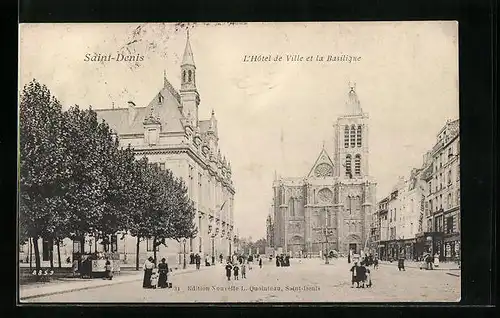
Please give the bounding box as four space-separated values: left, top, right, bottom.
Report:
317 188 333 203
315 163 333 177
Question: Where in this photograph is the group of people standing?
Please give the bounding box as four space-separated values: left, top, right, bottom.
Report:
189 253 202 270
142 257 170 289
224 254 263 281
420 252 440 270
275 254 290 267
350 258 373 288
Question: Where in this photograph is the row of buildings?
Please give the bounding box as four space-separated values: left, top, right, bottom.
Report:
20 31 238 267
266 84 377 258
370 119 460 262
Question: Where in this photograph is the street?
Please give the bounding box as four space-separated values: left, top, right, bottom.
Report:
26 258 460 303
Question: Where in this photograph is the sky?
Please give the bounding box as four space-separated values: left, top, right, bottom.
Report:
19 22 459 240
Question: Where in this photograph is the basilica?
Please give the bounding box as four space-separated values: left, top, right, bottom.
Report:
269 85 377 257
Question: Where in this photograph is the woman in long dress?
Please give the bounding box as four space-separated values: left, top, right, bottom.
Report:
158 258 169 288
434 253 440 268
143 257 155 288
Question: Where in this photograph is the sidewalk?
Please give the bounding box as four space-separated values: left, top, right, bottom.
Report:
19 264 212 300
379 260 461 271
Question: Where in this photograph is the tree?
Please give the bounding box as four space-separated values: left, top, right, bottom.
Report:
19 80 71 277
60 106 110 248
128 157 154 270
129 158 197 267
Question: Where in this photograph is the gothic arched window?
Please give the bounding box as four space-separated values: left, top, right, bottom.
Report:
289 198 295 217
350 125 356 148
188 70 192 82
183 70 186 83
344 125 349 148
354 196 361 213
354 154 361 176
345 155 352 178
357 125 362 147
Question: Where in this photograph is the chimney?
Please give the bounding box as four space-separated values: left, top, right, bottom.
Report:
128 101 136 125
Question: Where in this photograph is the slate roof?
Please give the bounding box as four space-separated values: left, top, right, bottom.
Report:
95 77 185 135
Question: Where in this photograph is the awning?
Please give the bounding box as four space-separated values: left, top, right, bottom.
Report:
443 233 460 243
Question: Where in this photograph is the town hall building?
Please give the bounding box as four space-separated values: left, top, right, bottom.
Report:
93 31 236 266
270 85 377 257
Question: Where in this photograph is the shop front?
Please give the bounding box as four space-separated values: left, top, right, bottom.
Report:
415 232 444 261
443 232 461 262
377 243 387 261
402 238 417 261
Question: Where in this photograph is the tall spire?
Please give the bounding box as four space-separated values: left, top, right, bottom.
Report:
346 82 362 115
182 29 195 66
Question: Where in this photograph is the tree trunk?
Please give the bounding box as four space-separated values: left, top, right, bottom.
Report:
49 238 54 269
56 238 62 268
94 233 98 252
135 236 140 271
29 237 33 271
153 237 157 264
33 237 41 280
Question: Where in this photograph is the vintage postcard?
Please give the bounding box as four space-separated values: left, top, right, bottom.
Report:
18 22 460 303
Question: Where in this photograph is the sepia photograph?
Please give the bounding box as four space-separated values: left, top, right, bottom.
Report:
18 22 460 303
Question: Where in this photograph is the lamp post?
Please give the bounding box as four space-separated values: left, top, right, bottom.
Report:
183 239 187 269
323 207 330 264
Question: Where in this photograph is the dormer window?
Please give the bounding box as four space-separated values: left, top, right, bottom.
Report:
147 128 159 145
158 94 164 104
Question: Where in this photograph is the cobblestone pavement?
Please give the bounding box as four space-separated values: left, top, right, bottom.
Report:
27 258 460 303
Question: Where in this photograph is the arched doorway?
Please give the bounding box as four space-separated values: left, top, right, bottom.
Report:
345 234 362 254
288 235 304 258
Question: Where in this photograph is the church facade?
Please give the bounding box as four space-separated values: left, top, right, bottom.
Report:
93 32 236 266
270 86 377 257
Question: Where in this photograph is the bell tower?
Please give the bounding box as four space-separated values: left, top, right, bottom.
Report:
180 30 200 125
333 83 370 180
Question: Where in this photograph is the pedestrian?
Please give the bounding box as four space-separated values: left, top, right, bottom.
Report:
426 253 434 270
357 262 367 288
241 262 247 279
434 253 440 268
398 253 406 271
225 261 233 281
219 253 223 264
365 266 372 287
158 258 169 288
104 258 113 280
150 269 159 289
195 253 201 270
72 259 78 277
259 258 263 269
233 263 240 280
143 256 155 288
350 261 359 288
